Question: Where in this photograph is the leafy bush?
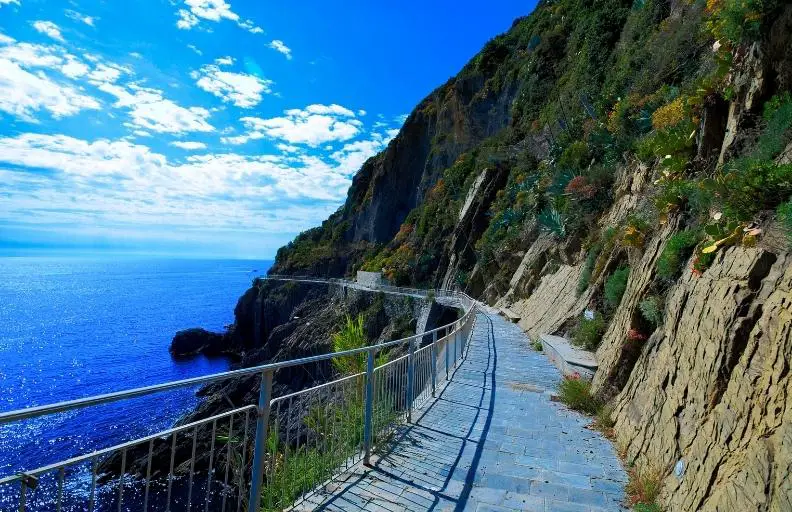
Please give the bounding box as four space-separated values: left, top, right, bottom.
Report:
557 375 601 415
639 296 664 327
656 230 701 281
778 200 792 246
573 314 607 350
331 315 387 375
538 207 567 238
531 340 543 352
604 266 630 309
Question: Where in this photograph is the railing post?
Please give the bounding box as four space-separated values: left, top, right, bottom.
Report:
453 321 459 368
430 330 437 397
248 369 273 509
406 339 415 423
363 349 375 465
444 326 450 380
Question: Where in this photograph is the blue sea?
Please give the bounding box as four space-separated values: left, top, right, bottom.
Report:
0 257 271 508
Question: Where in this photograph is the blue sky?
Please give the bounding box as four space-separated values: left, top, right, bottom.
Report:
0 0 534 259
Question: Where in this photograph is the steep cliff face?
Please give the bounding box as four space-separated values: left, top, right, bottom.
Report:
248 0 792 509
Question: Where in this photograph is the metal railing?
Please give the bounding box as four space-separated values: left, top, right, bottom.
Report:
0 280 477 512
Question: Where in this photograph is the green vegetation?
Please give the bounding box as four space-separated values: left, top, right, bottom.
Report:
778 200 792 246
531 339 543 352
627 465 664 512
576 243 601 296
594 404 616 434
639 296 664 328
656 231 701 281
604 266 630 310
572 314 607 351
557 376 601 415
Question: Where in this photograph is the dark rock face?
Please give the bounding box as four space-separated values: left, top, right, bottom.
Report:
99 283 433 485
169 328 225 358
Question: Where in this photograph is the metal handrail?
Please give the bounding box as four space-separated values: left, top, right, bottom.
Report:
0 278 477 511
0 284 469 424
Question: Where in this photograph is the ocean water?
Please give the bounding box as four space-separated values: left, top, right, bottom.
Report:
0 257 271 507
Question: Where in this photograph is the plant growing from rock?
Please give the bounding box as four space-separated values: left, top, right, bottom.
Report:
626 465 664 512
572 313 606 350
557 374 601 415
576 242 602 296
639 295 664 327
656 230 701 281
778 199 792 247
604 266 630 310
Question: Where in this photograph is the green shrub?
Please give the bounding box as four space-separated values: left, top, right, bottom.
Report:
656 230 701 281
627 465 664 512
538 206 567 238
557 376 601 415
594 403 616 432
573 314 607 350
778 200 792 246
639 296 664 327
604 266 630 309
577 243 602 296
531 340 543 352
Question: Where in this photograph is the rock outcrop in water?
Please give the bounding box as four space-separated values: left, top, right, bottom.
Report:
169 328 226 358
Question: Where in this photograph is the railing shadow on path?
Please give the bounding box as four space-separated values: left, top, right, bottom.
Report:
307 310 497 512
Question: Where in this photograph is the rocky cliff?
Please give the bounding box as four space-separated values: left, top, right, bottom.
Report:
168 0 792 509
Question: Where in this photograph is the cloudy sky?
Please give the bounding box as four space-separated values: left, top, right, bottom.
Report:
0 0 530 258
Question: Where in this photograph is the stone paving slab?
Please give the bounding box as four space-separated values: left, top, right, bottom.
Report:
299 306 627 511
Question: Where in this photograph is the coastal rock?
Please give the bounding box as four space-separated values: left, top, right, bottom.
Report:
168 328 225 357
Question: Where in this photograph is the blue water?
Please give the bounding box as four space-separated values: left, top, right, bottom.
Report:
0 257 271 498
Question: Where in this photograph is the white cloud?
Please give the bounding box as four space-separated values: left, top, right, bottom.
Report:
268 40 292 60
129 52 143 59
0 58 100 121
0 0 20 7
185 0 238 22
232 104 361 146
0 33 15 45
176 9 200 29
238 19 264 34
170 140 207 150
32 21 65 42
215 55 234 66
192 64 273 108
133 130 151 137
357 109 367 116
186 44 203 56
61 56 89 78
65 10 96 26
99 83 214 134
87 63 128 84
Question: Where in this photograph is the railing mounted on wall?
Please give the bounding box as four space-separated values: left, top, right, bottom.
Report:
0 280 476 512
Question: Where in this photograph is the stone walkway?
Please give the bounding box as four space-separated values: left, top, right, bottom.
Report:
300 307 627 511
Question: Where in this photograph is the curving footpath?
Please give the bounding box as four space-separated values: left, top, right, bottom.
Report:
296 303 628 512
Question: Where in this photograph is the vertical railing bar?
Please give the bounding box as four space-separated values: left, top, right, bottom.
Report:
363 349 374 465
89 456 98 512
143 439 153 512
204 420 217 512
118 448 127 511
222 413 234 512
166 431 177 511
406 339 415 423
283 395 294 509
188 425 198 511
18 480 26 512
56 467 65 512
236 410 249 512
247 370 273 510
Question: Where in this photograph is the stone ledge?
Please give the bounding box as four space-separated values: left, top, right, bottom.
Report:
540 334 597 380
499 307 521 323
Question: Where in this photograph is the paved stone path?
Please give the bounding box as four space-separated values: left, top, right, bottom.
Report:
300 307 627 511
